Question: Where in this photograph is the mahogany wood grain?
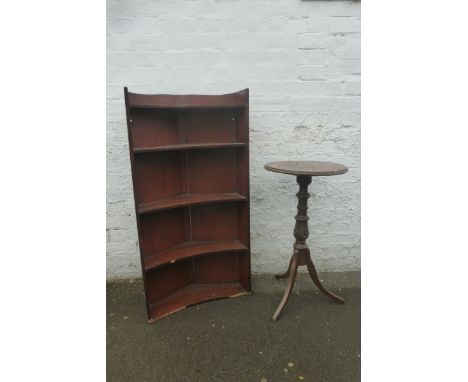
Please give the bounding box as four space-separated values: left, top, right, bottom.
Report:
130 108 179 148
124 88 152 319
134 151 186 204
148 283 250 323
137 192 247 214
145 260 193 305
264 161 348 176
185 109 237 144
188 149 238 194
194 253 241 284
139 208 189 256
236 91 251 290
144 240 247 271
133 142 246 153
190 203 239 242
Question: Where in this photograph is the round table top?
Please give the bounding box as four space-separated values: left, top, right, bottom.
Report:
264 161 348 176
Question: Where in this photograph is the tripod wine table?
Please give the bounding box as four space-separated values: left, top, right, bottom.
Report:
264 161 348 321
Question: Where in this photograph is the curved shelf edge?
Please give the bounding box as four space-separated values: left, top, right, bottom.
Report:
148 282 251 323
133 142 247 153
143 240 248 272
138 193 247 214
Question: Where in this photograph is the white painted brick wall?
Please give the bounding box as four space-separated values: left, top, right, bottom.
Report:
107 0 361 279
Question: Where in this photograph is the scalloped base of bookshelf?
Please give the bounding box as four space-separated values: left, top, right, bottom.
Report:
148 283 250 323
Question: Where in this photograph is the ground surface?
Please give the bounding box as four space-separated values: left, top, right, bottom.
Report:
107 272 360 382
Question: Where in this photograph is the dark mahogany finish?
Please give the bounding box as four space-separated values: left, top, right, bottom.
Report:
264 161 348 321
125 88 251 323
264 161 348 176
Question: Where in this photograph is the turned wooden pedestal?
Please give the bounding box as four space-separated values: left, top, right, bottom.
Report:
264 161 348 321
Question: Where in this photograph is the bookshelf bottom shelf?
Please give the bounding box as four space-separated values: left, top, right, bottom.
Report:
148 282 250 322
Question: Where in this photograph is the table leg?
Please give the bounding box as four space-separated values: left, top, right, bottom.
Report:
305 249 345 304
274 254 294 280
272 252 299 321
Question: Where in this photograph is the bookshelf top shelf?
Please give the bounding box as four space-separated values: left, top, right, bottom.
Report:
127 88 248 109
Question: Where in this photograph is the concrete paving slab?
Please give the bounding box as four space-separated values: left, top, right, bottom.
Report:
107 273 360 382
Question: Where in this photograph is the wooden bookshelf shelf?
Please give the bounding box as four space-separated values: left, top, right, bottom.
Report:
138 193 247 214
133 142 246 153
130 104 246 110
125 88 251 323
149 283 250 323
127 92 247 109
144 240 248 271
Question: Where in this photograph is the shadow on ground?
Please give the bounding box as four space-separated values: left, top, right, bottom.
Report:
107 272 360 382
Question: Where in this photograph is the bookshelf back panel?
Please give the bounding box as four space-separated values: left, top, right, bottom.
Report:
238 252 250 290
194 253 240 284
188 149 238 194
237 203 249 246
185 109 237 144
131 109 179 148
134 152 187 204
139 208 189 256
236 149 249 196
190 203 239 242
146 260 193 304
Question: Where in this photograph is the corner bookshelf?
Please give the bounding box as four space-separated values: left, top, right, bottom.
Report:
124 88 251 323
